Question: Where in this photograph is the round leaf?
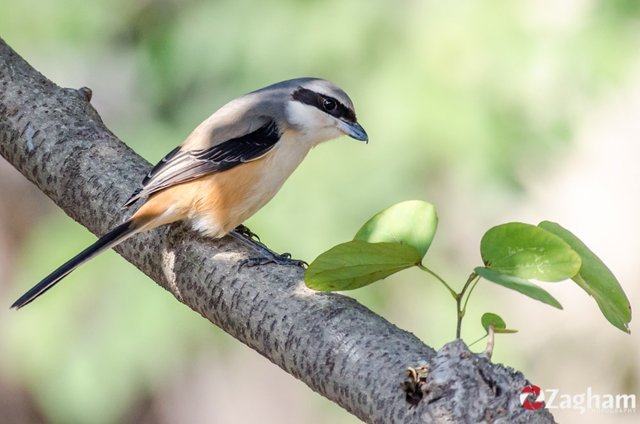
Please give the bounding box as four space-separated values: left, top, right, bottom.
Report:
475 267 563 309
539 221 632 333
481 312 518 334
305 240 421 291
481 312 506 332
354 200 438 258
480 312 507 333
480 222 581 281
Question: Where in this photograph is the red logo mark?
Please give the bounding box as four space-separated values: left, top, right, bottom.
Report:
520 385 545 410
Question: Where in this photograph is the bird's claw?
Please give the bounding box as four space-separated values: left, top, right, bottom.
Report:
234 225 260 242
238 253 307 270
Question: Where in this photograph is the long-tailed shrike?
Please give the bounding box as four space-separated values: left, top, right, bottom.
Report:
11 78 367 309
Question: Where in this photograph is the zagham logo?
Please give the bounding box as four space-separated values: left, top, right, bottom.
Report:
519 385 637 414
520 385 545 410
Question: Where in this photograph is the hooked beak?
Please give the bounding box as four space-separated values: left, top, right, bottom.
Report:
338 120 368 143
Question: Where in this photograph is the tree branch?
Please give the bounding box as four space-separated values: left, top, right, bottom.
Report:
0 38 554 423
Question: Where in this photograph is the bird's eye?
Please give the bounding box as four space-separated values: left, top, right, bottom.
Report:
322 98 337 111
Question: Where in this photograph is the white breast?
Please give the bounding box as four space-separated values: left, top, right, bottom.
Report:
251 130 313 203
207 130 314 234
188 129 320 238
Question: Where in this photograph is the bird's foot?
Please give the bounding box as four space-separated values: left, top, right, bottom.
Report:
229 227 306 269
234 224 260 241
239 252 307 270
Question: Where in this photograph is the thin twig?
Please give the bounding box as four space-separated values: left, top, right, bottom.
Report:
485 325 496 359
417 264 457 298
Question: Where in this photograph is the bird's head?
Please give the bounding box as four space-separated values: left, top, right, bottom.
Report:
283 78 368 145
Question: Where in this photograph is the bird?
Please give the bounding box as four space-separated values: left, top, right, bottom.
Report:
11 77 368 309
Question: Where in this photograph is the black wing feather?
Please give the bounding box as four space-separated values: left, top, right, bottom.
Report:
123 120 280 207
142 145 182 186
123 146 182 207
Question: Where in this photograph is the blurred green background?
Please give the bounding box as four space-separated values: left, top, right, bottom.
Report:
1 0 639 422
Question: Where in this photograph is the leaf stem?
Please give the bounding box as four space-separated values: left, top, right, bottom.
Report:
417 264 456 298
417 266 482 340
455 272 479 339
468 334 488 347
461 275 481 315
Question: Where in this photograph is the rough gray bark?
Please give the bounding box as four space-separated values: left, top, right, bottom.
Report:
0 38 555 424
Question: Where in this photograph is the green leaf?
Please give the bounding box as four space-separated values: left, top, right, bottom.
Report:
481 312 518 334
494 327 519 334
480 222 581 281
475 267 563 309
354 200 438 258
538 221 632 333
305 240 421 291
481 312 505 331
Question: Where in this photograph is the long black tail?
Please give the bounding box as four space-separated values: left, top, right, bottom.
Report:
11 220 139 309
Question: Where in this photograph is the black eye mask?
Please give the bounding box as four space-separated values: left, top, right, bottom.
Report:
292 87 357 122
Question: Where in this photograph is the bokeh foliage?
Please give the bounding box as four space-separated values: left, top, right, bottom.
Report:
1 0 638 422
